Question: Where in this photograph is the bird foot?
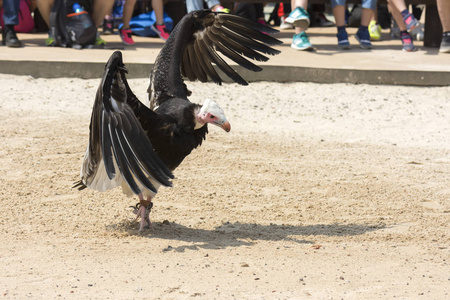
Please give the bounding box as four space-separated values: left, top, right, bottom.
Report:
131 201 154 232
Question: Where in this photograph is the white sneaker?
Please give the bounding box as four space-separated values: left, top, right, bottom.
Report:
280 16 294 30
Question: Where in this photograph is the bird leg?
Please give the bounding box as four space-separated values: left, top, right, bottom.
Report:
131 195 153 232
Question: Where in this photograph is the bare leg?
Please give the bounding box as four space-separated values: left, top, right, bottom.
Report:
332 5 346 27
122 0 137 29
152 0 165 25
292 0 308 34
389 3 407 31
92 0 115 28
437 0 450 32
388 0 408 12
360 8 374 27
36 0 55 28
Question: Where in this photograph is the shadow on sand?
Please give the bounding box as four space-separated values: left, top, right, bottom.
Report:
107 220 385 252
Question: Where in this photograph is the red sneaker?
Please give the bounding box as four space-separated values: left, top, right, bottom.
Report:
151 23 170 41
119 28 135 45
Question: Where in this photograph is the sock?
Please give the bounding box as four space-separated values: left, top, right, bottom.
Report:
337 25 346 32
443 32 450 37
358 25 368 32
401 9 409 18
401 31 411 41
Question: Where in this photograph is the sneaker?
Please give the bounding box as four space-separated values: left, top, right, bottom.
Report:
151 23 170 41
337 29 350 50
2 26 22 47
403 13 419 31
94 36 106 46
119 28 135 45
391 19 401 39
103 19 114 35
369 20 382 41
401 32 416 52
410 24 424 41
291 31 313 51
439 33 450 53
355 28 372 49
314 13 334 27
285 7 310 29
280 16 294 30
45 35 55 46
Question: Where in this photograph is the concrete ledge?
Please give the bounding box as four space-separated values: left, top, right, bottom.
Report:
1 60 449 86
1 28 450 86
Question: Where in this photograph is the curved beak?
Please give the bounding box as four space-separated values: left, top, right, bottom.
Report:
214 120 231 132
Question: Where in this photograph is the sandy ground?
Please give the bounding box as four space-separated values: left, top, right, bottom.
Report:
0 73 449 299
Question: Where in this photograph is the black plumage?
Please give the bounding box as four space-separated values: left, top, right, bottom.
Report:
75 10 282 204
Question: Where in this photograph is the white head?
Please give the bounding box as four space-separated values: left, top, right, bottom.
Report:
196 99 231 132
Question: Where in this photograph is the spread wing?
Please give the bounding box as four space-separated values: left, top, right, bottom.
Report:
148 10 283 109
74 51 174 196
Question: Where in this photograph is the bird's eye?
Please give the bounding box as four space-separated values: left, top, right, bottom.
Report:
210 115 216 119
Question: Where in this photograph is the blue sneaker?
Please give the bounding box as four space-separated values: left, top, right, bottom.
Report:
337 29 350 50
291 32 313 51
355 28 372 49
285 7 310 29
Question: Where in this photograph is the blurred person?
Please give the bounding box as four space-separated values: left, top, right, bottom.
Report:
1 0 22 47
119 0 169 45
102 0 126 35
36 0 114 46
388 1 416 52
186 0 229 13
285 0 313 51
387 0 419 31
437 0 450 53
368 7 382 41
331 0 376 50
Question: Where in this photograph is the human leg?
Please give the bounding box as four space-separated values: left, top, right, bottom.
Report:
151 0 170 40
92 0 115 28
286 0 310 29
369 6 382 40
354 1 375 49
2 0 21 25
289 0 313 50
186 0 204 13
437 0 450 53
389 2 416 51
387 0 418 31
2 0 22 47
36 0 55 28
119 0 137 45
331 1 350 49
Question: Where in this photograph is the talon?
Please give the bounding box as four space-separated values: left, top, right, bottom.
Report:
132 197 153 231
130 203 141 215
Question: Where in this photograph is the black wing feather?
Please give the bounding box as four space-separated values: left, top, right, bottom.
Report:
188 43 208 82
101 110 115 179
203 33 262 72
195 32 248 85
148 10 282 107
78 51 173 195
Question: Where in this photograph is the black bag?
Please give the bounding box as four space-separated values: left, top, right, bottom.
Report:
49 0 97 49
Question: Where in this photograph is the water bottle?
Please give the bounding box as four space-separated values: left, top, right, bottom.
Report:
72 3 84 14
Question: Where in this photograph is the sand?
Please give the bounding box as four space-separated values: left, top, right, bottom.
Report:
0 73 449 299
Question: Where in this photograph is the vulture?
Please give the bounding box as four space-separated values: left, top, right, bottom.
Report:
74 10 282 231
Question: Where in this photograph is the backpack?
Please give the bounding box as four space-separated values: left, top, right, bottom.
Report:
0 0 35 33
126 11 173 37
49 0 97 49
